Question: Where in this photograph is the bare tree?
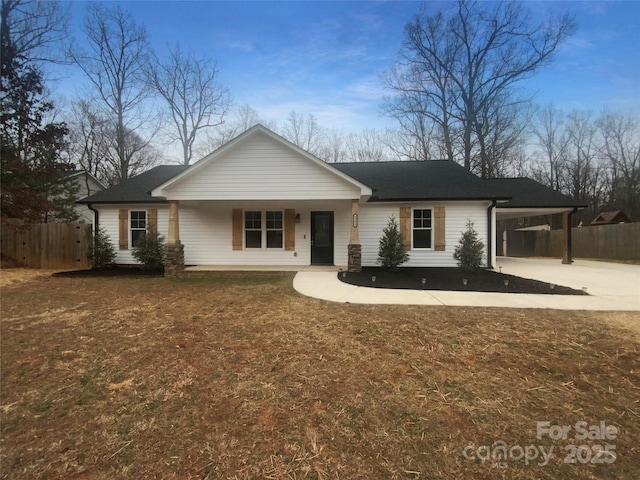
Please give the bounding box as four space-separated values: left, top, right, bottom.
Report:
317 128 347 163
68 3 153 182
345 129 390 162
0 0 69 65
66 99 159 186
196 104 276 156
147 44 231 165
385 0 575 176
530 103 569 190
281 111 325 156
597 111 640 219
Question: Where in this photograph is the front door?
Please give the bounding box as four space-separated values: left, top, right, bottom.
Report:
311 211 334 265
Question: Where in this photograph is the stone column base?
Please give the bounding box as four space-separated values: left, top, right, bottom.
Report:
163 243 185 277
348 244 362 272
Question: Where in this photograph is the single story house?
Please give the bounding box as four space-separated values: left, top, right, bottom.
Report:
78 124 586 274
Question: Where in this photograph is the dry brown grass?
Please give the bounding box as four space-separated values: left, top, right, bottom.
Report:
1 269 639 479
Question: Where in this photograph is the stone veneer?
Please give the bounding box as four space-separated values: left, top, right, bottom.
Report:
163 243 185 277
347 243 362 272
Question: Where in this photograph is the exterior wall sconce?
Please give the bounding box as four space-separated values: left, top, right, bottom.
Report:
352 214 358 228
295 213 301 223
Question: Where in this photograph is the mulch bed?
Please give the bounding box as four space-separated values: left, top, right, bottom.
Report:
339 266 587 295
53 266 164 277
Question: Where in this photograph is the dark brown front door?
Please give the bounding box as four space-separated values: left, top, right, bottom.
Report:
311 211 334 265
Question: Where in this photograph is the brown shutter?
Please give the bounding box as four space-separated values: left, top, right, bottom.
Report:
147 208 158 235
284 209 296 251
232 209 243 250
434 206 446 251
399 207 412 251
118 209 128 250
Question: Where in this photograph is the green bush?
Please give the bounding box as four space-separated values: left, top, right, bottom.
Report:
132 231 165 270
453 220 485 270
89 227 116 268
377 215 409 270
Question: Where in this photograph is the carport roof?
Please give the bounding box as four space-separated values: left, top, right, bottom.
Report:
485 178 587 209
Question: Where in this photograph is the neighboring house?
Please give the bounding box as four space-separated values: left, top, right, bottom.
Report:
78 125 585 274
590 210 631 226
60 170 106 224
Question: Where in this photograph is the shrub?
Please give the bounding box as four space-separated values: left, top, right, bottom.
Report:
453 220 485 270
132 231 165 270
377 215 409 270
89 227 116 268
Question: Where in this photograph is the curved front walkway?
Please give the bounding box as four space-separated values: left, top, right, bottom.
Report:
293 258 640 311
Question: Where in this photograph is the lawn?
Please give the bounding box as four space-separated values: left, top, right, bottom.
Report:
1 268 639 480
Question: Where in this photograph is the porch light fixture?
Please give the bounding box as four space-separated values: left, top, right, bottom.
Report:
295 213 301 223
352 214 358 228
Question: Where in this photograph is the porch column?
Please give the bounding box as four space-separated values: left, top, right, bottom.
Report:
164 200 185 276
562 210 573 264
347 199 362 272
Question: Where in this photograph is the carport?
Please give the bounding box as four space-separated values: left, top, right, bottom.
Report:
486 178 588 264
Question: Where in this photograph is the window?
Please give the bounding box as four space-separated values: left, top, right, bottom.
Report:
245 211 262 248
244 211 284 249
130 211 146 247
413 209 432 249
266 211 283 248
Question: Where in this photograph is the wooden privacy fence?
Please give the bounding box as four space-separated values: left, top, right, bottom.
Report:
504 222 640 261
1 222 93 269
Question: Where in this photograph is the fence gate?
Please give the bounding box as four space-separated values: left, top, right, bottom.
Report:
1 222 93 269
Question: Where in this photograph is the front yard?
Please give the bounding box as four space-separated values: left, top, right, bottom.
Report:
1 269 639 479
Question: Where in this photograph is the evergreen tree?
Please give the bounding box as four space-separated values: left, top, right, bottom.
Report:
132 232 165 270
89 227 116 268
453 220 485 270
377 215 409 270
1 7 72 222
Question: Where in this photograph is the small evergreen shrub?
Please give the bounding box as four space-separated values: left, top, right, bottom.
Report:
453 220 485 270
132 231 165 270
89 227 116 268
377 215 409 270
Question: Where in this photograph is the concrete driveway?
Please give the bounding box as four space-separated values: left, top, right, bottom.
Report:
293 258 640 311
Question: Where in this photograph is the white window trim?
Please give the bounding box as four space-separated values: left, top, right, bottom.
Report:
244 210 284 250
411 207 433 250
130 210 147 249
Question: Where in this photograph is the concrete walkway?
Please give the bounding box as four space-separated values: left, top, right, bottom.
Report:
293 258 640 311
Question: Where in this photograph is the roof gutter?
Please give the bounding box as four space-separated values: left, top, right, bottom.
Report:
487 199 497 269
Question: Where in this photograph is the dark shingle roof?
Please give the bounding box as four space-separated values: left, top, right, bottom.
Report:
77 165 188 204
332 160 510 201
78 161 585 211
484 178 587 209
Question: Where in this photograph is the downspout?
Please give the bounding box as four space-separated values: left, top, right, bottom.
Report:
87 203 99 232
487 199 497 269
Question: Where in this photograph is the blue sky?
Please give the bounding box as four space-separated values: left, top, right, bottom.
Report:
58 0 640 133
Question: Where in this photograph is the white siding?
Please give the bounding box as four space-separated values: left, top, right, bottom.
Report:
180 200 351 266
162 133 362 200
97 200 493 268
98 204 169 264
97 201 351 267
358 202 491 267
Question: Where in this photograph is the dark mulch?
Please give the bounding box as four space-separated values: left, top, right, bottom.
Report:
53 266 164 278
339 266 588 295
